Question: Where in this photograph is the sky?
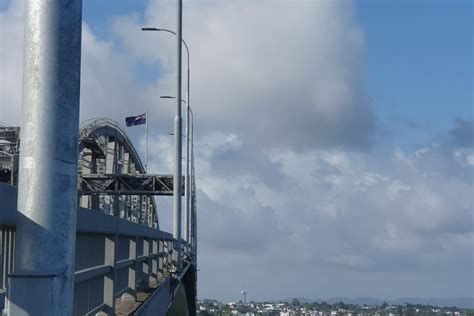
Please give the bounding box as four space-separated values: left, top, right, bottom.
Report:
0 0 473 302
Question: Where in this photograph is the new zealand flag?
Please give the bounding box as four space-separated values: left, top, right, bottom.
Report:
125 113 146 127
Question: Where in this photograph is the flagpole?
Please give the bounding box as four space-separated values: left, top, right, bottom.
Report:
145 109 149 173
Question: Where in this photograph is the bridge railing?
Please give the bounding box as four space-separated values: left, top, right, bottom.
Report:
0 183 189 316
0 226 14 310
74 207 178 315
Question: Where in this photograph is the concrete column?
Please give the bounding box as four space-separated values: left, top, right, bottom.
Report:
8 0 82 314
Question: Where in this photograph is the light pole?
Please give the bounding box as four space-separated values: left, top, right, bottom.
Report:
160 95 194 252
142 25 192 261
142 27 191 242
141 1 184 272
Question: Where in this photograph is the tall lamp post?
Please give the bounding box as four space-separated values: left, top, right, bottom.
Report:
141 0 185 272
160 95 194 253
142 26 193 256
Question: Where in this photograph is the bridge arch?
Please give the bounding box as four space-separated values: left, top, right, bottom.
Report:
78 118 158 228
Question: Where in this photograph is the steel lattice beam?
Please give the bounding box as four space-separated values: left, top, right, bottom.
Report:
78 174 185 196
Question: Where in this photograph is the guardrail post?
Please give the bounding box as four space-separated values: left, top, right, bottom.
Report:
128 237 137 295
167 241 173 276
136 236 146 290
151 238 158 281
158 240 164 281
104 234 116 314
0 229 3 290
145 237 152 286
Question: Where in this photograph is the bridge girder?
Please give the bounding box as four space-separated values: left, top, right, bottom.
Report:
78 118 160 228
78 174 185 196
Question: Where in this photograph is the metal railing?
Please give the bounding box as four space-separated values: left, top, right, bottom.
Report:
72 210 176 315
0 187 188 315
0 117 198 314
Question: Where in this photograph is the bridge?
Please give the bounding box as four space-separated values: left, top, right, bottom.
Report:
0 119 197 315
0 0 197 315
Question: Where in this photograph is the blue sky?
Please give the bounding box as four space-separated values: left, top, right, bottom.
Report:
356 0 472 150
3 0 471 139
1 0 473 302
82 0 148 42
76 0 473 151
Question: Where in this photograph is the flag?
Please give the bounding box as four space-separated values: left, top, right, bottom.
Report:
125 113 146 127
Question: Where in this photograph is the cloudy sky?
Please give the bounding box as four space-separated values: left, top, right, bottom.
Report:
1 0 473 302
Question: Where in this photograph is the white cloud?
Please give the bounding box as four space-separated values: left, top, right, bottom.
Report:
1 0 472 302
113 0 375 150
0 0 24 125
193 129 473 298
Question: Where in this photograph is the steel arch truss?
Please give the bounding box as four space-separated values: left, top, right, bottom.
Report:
78 118 160 228
79 174 184 196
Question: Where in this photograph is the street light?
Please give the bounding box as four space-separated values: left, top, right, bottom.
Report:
141 2 185 272
143 27 192 253
160 95 186 103
159 92 193 249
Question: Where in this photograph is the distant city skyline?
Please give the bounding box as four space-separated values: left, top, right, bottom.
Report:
201 296 474 309
0 0 472 302
197 297 474 314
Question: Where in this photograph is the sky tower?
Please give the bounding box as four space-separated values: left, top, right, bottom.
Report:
241 290 247 305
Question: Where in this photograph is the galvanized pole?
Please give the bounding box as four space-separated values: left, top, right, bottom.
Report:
8 0 82 315
173 0 183 272
186 63 191 244
191 115 197 256
185 90 190 244
139 32 190 244
187 106 193 250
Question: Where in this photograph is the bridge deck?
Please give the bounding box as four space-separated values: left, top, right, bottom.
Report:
115 278 161 315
